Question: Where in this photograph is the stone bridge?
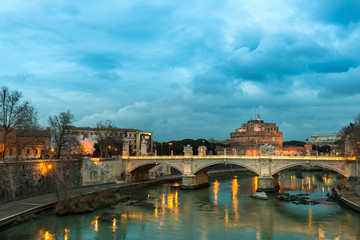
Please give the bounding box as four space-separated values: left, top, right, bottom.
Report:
122 155 358 191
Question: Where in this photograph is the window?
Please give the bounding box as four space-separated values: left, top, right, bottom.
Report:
27 149 30 155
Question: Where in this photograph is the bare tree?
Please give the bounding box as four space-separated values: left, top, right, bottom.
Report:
48 110 77 158
94 121 123 157
0 86 37 160
339 114 360 156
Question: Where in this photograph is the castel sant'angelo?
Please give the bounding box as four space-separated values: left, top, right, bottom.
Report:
218 115 312 156
230 115 283 148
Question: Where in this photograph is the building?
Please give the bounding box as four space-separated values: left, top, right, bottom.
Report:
305 133 341 147
215 116 315 156
230 118 283 148
0 128 52 160
67 126 153 156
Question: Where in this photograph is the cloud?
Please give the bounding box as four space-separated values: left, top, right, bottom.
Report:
1 0 360 141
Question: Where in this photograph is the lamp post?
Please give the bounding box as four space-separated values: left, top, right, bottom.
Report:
169 142 173 156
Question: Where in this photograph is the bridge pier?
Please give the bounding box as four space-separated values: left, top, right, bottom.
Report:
181 172 209 189
257 174 279 192
125 172 151 182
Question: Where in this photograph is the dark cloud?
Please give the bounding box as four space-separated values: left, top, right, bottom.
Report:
318 66 360 98
300 0 360 26
1 1 360 141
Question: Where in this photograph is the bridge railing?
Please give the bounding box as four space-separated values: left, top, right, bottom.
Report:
123 155 355 161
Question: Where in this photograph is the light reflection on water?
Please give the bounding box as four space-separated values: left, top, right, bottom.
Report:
1 170 359 240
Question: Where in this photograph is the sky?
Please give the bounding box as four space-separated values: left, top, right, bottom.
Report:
1 0 360 141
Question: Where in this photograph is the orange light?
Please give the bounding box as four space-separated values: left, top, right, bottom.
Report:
47 164 52 169
51 148 55 152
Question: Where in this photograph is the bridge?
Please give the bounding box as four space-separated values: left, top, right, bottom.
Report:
120 154 358 192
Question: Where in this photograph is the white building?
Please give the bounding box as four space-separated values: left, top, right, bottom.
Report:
306 133 341 147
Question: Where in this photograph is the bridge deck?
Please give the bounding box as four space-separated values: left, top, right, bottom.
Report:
125 155 355 161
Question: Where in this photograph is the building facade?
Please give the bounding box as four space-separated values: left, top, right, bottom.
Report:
305 133 341 147
213 117 315 156
230 118 283 148
67 126 153 156
0 128 52 160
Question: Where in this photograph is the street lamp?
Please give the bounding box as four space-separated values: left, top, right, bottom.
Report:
169 142 173 156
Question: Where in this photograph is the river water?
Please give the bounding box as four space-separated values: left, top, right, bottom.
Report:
1 170 360 240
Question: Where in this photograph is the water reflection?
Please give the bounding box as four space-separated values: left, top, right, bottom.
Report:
212 180 219 205
231 178 239 220
91 216 99 232
37 229 55 240
1 170 359 240
280 171 338 193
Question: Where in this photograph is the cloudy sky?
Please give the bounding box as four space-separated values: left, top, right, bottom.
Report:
1 0 360 141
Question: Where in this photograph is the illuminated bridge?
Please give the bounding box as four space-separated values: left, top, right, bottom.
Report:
117 155 358 191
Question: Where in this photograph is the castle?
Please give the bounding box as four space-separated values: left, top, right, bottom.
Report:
217 116 313 156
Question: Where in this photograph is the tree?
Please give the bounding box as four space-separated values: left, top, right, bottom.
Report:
339 114 360 156
93 121 123 157
48 110 77 159
0 86 37 160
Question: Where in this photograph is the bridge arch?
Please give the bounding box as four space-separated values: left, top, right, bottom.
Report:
194 160 259 175
272 162 349 177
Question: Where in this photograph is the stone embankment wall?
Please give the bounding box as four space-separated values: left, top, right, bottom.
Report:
91 158 123 180
0 159 82 203
81 158 116 185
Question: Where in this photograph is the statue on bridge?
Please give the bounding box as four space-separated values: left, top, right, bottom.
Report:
184 144 193 156
260 144 276 156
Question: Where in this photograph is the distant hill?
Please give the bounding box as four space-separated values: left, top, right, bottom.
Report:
283 141 306 147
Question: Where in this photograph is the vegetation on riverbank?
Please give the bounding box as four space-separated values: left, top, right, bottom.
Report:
55 189 128 216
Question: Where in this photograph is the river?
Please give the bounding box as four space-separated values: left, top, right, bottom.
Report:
1 169 360 240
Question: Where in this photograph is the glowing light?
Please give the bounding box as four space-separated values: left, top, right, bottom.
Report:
38 163 50 174
43 231 55 240
91 216 99 232
224 209 229 225
175 191 179 208
162 194 166 205
232 178 239 219
154 207 158 218
167 193 174 209
318 226 325 239
213 180 220 204
38 229 55 240
232 178 238 200
64 228 70 240
173 183 180 187
47 164 52 169
253 176 258 192
112 218 117 232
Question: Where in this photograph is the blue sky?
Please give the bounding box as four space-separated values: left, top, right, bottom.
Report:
1 0 360 141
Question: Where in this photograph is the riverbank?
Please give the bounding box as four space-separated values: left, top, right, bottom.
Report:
334 181 360 213
0 175 181 229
